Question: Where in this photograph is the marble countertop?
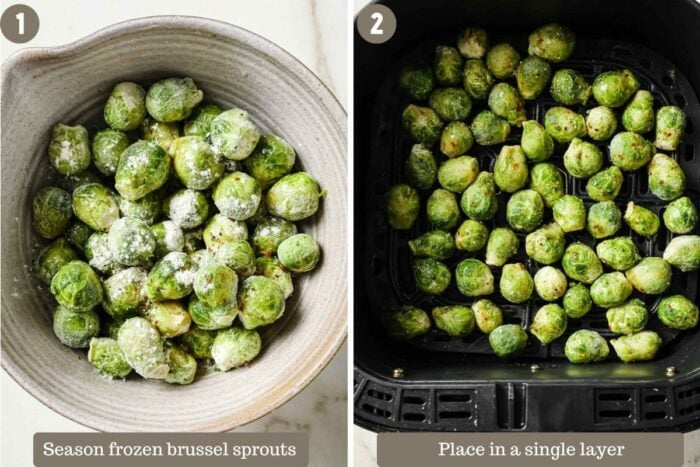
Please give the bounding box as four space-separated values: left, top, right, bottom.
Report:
1 1 347 466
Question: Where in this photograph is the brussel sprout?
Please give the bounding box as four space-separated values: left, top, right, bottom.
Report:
564 330 609 364
171 136 224 190
552 195 586 233
104 82 147 131
595 237 641 271
211 172 263 221
457 28 488 59
210 108 261 160
53 306 100 349
405 144 438 191
534 266 568 301
180 327 215 359
212 240 256 277
489 324 528 357
488 83 526 126
427 188 461 230
50 261 103 312
117 316 169 379
92 129 129 176
544 107 586 143
409 230 455 260
434 46 463 86
529 163 564 207
115 140 171 201
472 299 503 334
440 121 474 157
657 295 699 330
399 62 435 100
592 69 640 108
485 228 519 267
72 183 120 233
151 220 185 258
587 201 622 239
515 56 552 100
520 120 554 162
462 59 494 100
586 106 618 141
255 256 294 299
251 216 297 256
525 223 566 264
33 186 72 239
485 43 520 79
530 303 567 344
144 301 191 338
610 131 655 171
455 258 494 297
562 242 603 284
211 327 262 371
648 153 686 201
606 299 648 335
145 252 196 301
470 111 510 146
413 258 451 295
590 272 633 308
429 87 473 121
140 118 179 152
65 221 92 252
610 331 661 363
244 134 296 189
655 105 687 151
107 217 156 266
188 295 238 331
266 172 322 221
88 337 132 378
499 263 534 303
237 275 286 329
384 305 430 340
563 138 603 179
162 188 210 230
277 233 321 273
386 184 419 230
454 220 488 252
493 145 528 193
437 155 478 193
586 166 623 202
505 189 544 233
48 124 91 176
663 197 698 234
85 232 122 275
663 235 700 271
401 104 444 146
164 343 197 385
145 77 203 123
102 267 148 320
432 305 475 337
183 104 222 138
194 262 238 308
460 172 498 221
623 202 660 237
622 90 655 134
203 214 249 251
562 283 592 318
528 23 575 62
119 192 161 226
35 238 79 285
550 69 591 105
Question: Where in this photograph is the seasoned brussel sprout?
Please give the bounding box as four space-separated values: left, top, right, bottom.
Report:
622 90 655 134
85 232 122 275
406 144 438 191
544 107 586 143
455 258 494 297
409 230 455 260
92 129 129 176
562 282 592 318
663 235 700 271
145 77 203 123
437 155 477 193
460 172 498 221
590 272 633 308
526 223 565 264
255 256 294 299
244 134 296 189
140 118 179 152
434 46 463 86
663 196 698 234
610 331 661 363
489 324 528 357
606 299 648 335
623 202 660 237
586 106 618 141
455 220 488 252
488 83 526 126
164 343 197 385
66 221 92 252
562 242 603 284
53 306 100 349
104 82 146 131
506 189 544 233
212 240 256 277
171 136 223 190
401 104 444 146
266 172 322 221
529 163 564 207
33 186 72 239
521 120 554 162
102 267 148 320
399 62 435 100
470 111 510 146
35 238 79 285
386 184 419 230
432 305 475 337
50 261 103 312
515 56 552 100
210 108 261 160
384 305 430 340
115 140 170 201
427 188 460 230
144 301 191 338
117 316 169 379
151 220 185 258
595 237 641 271
251 216 297 256
552 195 586 233
587 201 622 239
440 121 474 157
278 233 321 273
564 330 609 364
457 28 488 59
485 43 520 79
237 275 286 329
530 303 567 344
550 69 591 105
88 337 132 378
658 295 699 330
188 296 237 331
610 131 654 171
107 217 156 266
203 214 248 251
472 299 503 334
119 192 161 225
48 124 91 176
655 106 686 151
145 252 196 301
592 69 640 108
528 23 575 62
499 263 534 303
183 104 222 138
180 327 215 360
212 172 261 222
534 266 568 301
563 138 603 179
194 262 238 308
413 258 451 295
648 153 685 201
586 166 623 202
462 59 494 100
485 228 519 267
211 327 262 371
72 183 120 233
494 145 528 192
163 189 209 230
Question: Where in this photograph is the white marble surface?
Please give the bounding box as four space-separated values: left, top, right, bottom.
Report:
1 1 347 466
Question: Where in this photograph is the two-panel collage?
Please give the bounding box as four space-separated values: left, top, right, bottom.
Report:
2 0 700 466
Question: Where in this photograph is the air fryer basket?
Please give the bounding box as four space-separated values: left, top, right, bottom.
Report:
354 0 700 432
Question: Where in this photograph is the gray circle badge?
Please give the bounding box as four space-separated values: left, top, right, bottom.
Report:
1 4 39 44
357 4 396 45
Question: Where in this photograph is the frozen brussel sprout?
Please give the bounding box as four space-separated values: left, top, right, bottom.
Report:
530 303 567 344
622 90 655 134
506 189 544 232
188 296 238 331
164 189 209 229
552 195 586 233
590 272 633 308
488 83 526 126
151 220 185 258
104 82 146 131
398 62 434 100
489 324 528 357
440 121 474 157
405 144 438 191
85 232 122 275
50 261 103 312
455 258 494 297
455 220 488 252
35 238 79 285
648 153 686 201
470 111 510 146
485 228 519 267
183 104 222 137
237 275 286 329
624 202 660 237
457 28 488 59
144 301 191 337
145 252 196 301
534 266 568 301
499 263 534 304
427 188 460 230
528 23 575 62
384 305 430 340
48 124 91 176
586 106 618 141
255 256 294 299
657 295 699 330
107 217 156 266
494 145 528 193
117 316 169 379
587 201 622 239
606 299 648 335
171 136 224 190
278 233 321 273
564 330 609 364
92 129 129 176
266 172 322 221
194 262 238 308
210 108 261 160
211 327 262 371
119 192 161 225
386 184 419 230
655 105 687 151
610 131 654 171
595 237 641 271
432 305 475 337
462 59 494 100
550 69 591 105
244 134 296 189
115 140 170 201
610 330 661 363
88 337 132 378
592 69 640 108
562 283 592 318
140 118 179 152
485 43 520 79
663 196 698 234
53 306 100 349
145 77 203 123
562 242 603 284
413 258 451 294
203 214 248 250
102 267 148 320
664 235 700 271
409 230 455 260
521 120 554 162
434 46 463 86
460 172 498 221
472 299 503 334
164 343 197 385
429 87 472 122
401 104 444 146
529 163 564 207
515 56 552 100
437 155 478 193
586 166 623 202
180 327 215 359
563 138 603 179
72 183 120 233
66 221 92 252
252 216 297 256
33 186 72 239
214 240 257 278
544 107 586 143
525 223 565 264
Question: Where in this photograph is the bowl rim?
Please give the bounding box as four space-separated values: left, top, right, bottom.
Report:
1 14 347 432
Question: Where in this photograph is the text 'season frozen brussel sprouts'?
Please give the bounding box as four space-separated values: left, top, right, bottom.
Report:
29 76 326 385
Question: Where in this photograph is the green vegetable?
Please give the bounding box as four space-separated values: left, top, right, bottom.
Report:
188 296 237 331
485 228 519 267
506 189 544 233
427 188 460 230
277 233 321 273
255 256 294 299
251 216 297 256
53 306 100 349
194 262 238 308
212 240 256 277
621 90 655 134
648 153 686 201
384 305 430 340
409 230 455 260
472 299 503 333
563 138 603 179
386 184 419 229
440 121 474 157
470 111 510 146
562 283 592 318
437 155 478 193
151 220 185 258
183 104 222 137
65 221 92 252
550 69 591 105
561 242 603 284
119 192 161 226
530 303 567 344
493 145 528 192
406 144 438 191
104 82 146 130
145 252 197 301
489 324 528 357
434 46 464 86
85 232 122 275
609 131 654 171
595 237 641 271
610 331 661 363
544 106 586 143
145 301 192 338
88 338 132 378
432 306 475 337
455 258 494 297
164 343 197 385
462 60 494 100
590 272 633 308
180 327 215 359
534 266 568 301
485 43 520 79
552 195 586 233
48 124 91 176
33 186 72 239
663 235 700 271
35 238 79 285
606 299 648 335
413 258 451 295
525 223 565 264
488 83 526 126
460 172 498 221
172 136 224 190
210 108 261 160
515 56 552 100
266 172 322 221
237 276 285 329
592 69 640 108
457 28 488 59
92 129 129 176
107 217 156 266
203 214 249 251
145 77 203 123
244 134 296 189
585 106 618 141
528 23 575 62
103 267 148 320
587 201 622 239
655 106 687 151
564 330 609 364
623 202 660 237
140 118 179 152
115 140 171 201
454 220 488 252
50 261 103 312
529 163 564 207
117 317 169 379
499 263 534 303
211 327 262 371
401 104 444 146
399 62 434 100
521 120 554 162
663 197 698 234
657 295 699 330
586 166 623 202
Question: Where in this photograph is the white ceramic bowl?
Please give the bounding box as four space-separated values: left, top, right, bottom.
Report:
1 16 347 431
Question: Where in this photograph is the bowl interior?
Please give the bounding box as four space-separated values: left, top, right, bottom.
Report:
1 16 347 432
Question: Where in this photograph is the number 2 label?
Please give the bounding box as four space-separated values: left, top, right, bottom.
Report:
370 12 383 35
